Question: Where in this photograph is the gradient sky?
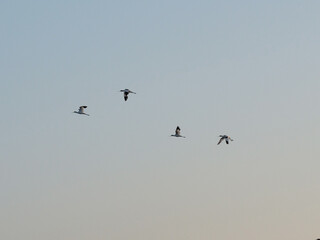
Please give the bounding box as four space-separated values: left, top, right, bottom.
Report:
1 1 320 240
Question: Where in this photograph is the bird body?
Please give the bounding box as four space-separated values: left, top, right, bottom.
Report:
171 126 186 138
73 106 89 116
217 135 233 144
120 89 136 101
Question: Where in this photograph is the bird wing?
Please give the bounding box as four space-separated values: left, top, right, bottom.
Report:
217 138 223 145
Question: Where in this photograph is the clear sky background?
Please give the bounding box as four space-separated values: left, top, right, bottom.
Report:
1 1 320 239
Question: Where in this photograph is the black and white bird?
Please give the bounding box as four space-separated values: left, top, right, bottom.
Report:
171 126 186 138
120 89 136 101
73 106 89 116
217 135 233 145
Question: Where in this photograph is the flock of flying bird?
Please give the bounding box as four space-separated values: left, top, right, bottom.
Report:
73 88 234 145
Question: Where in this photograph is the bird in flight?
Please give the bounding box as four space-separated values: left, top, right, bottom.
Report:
73 106 89 116
171 126 186 138
120 89 136 101
217 135 233 145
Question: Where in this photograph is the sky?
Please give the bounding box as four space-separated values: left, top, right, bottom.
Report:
1 0 320 239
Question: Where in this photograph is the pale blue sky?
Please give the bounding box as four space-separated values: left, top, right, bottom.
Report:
1 1 320 240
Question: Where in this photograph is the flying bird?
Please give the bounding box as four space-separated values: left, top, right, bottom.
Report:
217 135 233 145
120 89 136 101
171 126 186 138
73 106 89 116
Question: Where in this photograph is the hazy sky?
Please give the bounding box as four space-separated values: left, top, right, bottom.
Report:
1 1 320 239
